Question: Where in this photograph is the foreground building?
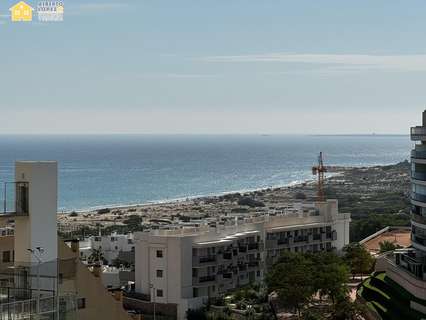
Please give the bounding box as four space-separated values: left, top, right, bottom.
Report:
0 161 133 320
134 200 351 319
361 110 426 318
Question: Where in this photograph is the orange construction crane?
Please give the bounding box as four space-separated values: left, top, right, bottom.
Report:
312 152 328 202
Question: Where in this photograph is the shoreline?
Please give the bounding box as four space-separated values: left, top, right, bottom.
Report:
60 175 334 215
57 160 411 232
59 160 409 214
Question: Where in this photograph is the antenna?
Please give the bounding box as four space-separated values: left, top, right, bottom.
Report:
312 152 328 202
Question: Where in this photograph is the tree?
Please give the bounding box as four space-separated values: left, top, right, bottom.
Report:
332 297 366 320
265 252 315 318
88 248 104 266
350 214 410 242
379 240 401 253
343 243 374 278
309 252 349 303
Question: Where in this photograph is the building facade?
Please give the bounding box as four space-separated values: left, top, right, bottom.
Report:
371 110 426 316
0 161 134 320
410 111 426 273
134 200 350 319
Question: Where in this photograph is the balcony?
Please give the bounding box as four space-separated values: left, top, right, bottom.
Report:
412 192 426 203
222 252 233 260
199 275 215 283
247 260 260 268
294 236 308 243
247 243 259 251
238 264 247 272
390 250 426 281
412 150 426 160
198 255 216 264
265 239 277 249
411 212 426 225
411 126 426 140
238 245 247 253
1 182 29 216
412 234 426 247
277 238 289 246
412 172 426 182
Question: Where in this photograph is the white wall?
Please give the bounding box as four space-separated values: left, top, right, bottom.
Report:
14 161 58 265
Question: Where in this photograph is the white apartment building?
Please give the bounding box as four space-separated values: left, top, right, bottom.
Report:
134 199 351 319
79 233 135 265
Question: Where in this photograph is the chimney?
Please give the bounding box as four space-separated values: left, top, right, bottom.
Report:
71 239 79 254
92 265 101 277
422 110 426 126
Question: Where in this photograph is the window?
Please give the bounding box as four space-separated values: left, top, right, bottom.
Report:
156 270 163 278
77 298 86 309
2 251 11 263
156 250 163 258
156 289 163 297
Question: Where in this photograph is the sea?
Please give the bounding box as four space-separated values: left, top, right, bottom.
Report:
0 134 412 212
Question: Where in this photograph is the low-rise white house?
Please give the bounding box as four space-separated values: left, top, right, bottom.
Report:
79 233 135 265
134 199 350 319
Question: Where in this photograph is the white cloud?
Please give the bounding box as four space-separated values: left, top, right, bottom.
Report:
77 3 129 10
137 73 220 79
202 53 426 73
67 2 129 15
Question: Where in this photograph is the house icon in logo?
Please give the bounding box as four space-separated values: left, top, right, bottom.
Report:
9 1 34 22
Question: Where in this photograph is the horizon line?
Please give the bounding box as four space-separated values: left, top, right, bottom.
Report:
0 133 410 136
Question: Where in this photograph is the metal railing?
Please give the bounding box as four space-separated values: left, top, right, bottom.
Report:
0 296 55 320
0 182 29 215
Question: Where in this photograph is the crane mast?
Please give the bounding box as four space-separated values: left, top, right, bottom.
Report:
312 152 327 202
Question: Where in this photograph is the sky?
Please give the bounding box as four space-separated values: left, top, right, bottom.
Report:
0 0 426 134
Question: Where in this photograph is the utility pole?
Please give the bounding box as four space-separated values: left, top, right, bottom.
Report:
150 283 156 320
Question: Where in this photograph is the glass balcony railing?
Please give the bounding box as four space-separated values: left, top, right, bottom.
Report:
412 171 426 181
412 192 426 203
412 150 426 159
411 127 426 140
411 212 426 225
1 182 29 215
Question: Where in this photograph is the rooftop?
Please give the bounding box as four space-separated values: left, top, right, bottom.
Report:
360 226 411 255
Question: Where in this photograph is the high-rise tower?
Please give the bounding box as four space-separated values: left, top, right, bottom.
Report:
410 111 426 277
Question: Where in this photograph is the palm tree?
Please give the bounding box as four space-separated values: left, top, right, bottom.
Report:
88 248 104 266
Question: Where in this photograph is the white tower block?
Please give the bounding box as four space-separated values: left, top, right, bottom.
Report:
14 161 58 265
